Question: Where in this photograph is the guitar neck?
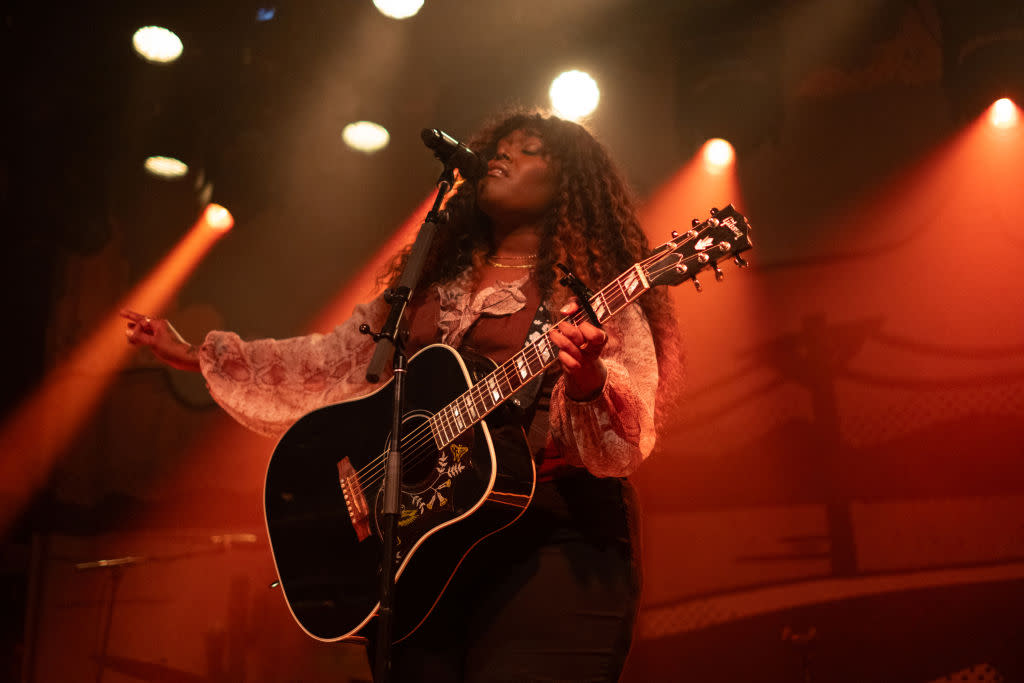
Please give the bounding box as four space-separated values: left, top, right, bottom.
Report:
427 264 652 449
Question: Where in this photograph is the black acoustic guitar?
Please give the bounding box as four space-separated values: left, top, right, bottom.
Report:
263 205 752 642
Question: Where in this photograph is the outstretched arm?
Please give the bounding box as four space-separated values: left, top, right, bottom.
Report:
122 298 389 438
194 297 388 438
121 309 200 372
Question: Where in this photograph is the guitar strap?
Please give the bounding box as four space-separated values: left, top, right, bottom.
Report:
507 300 552 427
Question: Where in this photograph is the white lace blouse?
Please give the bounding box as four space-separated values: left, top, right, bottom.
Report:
197 275 659 477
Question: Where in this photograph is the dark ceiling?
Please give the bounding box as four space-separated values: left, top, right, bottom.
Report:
0 0 813 248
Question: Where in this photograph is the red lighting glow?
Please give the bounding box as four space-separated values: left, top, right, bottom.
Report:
308 190 459 332
0 212 230 533
989 98 1019 128
703 138 735 172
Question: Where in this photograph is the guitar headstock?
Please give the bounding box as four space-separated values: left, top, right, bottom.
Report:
643 204 752 290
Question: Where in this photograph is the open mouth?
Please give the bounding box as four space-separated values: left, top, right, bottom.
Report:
487 162 509 177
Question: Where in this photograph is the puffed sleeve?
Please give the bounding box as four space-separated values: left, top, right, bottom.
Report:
197 296 389 439
548 304 659 477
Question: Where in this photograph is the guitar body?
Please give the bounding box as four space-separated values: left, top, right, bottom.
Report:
262 204 753 645
263 344 536 642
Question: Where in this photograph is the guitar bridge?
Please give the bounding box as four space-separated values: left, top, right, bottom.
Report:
337 457 371 542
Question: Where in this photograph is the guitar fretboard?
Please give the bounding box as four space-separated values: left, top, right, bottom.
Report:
427 263 651 449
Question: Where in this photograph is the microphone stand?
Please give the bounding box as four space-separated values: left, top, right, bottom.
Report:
361 165 455 683
75 556 145 683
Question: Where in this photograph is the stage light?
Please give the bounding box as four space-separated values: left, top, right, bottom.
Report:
938 5 1024 123
202 204 234 231
373 0 424 19
132 26 183 64
549 70 600 121
342 121 390 153
703 138 735 172
144 155 189 179
990 97 1019 128
256 7 276 22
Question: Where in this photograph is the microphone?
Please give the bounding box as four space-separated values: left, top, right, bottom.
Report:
421 128 487 179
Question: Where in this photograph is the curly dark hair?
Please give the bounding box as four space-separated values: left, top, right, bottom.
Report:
385 109 682 420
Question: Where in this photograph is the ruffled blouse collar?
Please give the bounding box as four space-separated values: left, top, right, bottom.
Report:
435 271 531 348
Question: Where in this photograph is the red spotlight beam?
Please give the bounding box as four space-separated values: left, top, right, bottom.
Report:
307 192 450 332
0 206 230 533
639 149 743 243
133 193 453 532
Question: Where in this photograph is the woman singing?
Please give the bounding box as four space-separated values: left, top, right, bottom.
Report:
124 109 681 682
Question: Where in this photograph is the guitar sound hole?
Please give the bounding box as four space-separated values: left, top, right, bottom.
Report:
395 411 442 488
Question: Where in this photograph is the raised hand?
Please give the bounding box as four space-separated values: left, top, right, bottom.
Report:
548 300 608 401
120 309 201 372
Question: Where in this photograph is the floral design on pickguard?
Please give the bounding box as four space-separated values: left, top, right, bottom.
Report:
398 443 470 527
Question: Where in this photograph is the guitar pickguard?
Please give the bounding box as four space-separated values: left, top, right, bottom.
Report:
372 411 480 557
395 442 472 527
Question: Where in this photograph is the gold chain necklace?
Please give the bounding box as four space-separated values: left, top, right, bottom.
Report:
485 254 538 269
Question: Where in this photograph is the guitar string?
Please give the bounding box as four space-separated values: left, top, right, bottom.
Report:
351 302 599 485
351 277 645 487
354 284 644 489
350 255 689 490
350 237 712 490
352 315 579 487
352 253 693 490
351 333 537 483
351 308 594 488
351 288 642 490
365 224 749 488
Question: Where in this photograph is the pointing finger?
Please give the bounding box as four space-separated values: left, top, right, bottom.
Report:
120 309 144 323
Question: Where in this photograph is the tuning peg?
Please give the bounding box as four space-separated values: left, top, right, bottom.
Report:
693 277 702 292
712 263 725 281
674 264 688 275
710 207 719 217
671 230 679 238
734 255 748 268
691 218 700 227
